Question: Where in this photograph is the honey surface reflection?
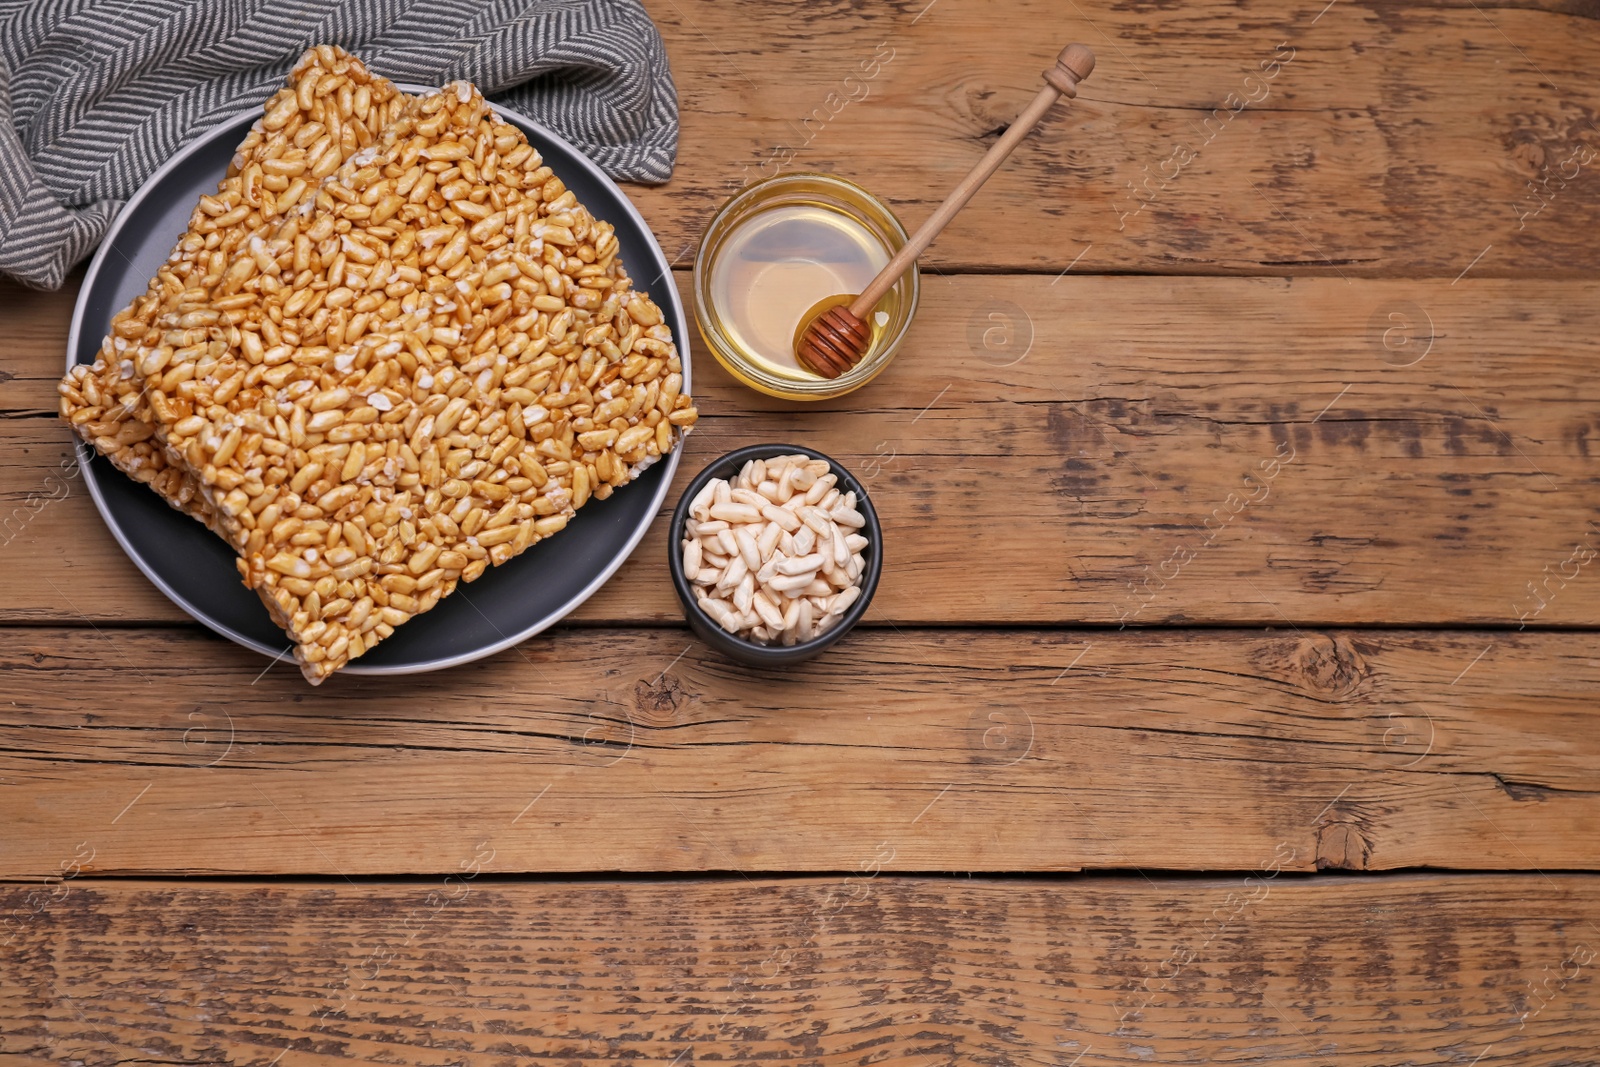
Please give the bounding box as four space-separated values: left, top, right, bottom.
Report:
706 204 888 379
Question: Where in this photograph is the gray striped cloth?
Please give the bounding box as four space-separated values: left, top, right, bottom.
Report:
0 0 678 289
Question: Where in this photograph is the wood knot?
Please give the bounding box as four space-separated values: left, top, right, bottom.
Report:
959 85 1012 141
1315 819 1371 870
1288 634 1368 698
631 674 691 726
1510 140 1547 180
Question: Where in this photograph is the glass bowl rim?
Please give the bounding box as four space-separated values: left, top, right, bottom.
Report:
692 171 920 397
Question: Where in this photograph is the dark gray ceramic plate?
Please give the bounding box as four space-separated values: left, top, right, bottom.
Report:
66 91 689 677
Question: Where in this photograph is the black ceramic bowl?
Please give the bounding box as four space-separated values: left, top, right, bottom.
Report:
668 444 883 666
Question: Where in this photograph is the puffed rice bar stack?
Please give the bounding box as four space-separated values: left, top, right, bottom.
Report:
59 46 698 683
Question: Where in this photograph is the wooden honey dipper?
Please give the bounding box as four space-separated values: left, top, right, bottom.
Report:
796 43 1096 379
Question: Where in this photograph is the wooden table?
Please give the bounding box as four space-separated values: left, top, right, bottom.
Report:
3 2 1598 1063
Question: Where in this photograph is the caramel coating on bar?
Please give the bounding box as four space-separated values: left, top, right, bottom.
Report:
59 46 698 683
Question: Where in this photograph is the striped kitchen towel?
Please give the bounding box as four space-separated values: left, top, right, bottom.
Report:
0 0 679 289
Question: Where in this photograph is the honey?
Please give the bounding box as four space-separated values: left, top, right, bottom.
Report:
694 173 919 400
707 204 890 379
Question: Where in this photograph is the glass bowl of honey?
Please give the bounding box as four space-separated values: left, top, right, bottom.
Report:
694 173 919 400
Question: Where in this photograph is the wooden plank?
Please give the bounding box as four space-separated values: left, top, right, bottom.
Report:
631 0 1600 276
6 275 1598 627
0 0 1594 295
1 626 1595 877
3 874 1597 1065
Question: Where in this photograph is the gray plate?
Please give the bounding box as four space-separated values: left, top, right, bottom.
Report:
66 91 689 677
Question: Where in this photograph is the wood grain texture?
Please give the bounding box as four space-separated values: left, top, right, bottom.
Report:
1 626 1595 877
4 875 1598 1065
6 275 1597 627
3 4 1596 1052
632 0 1600 276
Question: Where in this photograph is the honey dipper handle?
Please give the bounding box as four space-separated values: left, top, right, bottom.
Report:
848 43 1096 319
